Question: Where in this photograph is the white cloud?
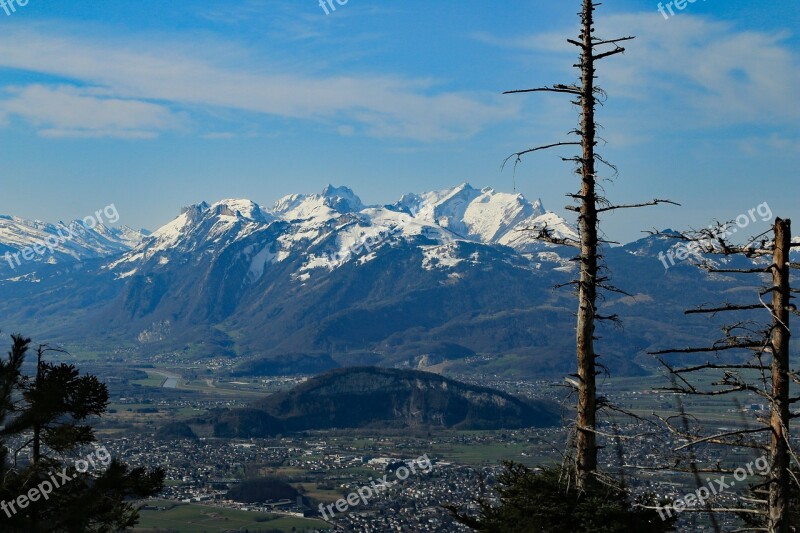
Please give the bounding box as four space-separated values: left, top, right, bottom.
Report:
601 14 799 126
0 84 178 138
0 27 517 141
337 125 355 136
201 132 237 140
738 134 800 156
474 13 800 129
39 128 159 140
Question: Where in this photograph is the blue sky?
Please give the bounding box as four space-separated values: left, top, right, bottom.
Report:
0 0 797 242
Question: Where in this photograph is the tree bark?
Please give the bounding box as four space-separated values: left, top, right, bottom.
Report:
575 0 598 490
768 218 791 533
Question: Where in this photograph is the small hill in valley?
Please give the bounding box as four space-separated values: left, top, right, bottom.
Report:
194 367 560 438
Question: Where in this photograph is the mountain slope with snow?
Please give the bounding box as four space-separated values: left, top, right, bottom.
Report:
0 214 149 276
106 184 577 281
0 184 795 378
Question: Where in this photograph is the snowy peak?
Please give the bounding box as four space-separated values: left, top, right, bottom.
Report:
788 236 799 261
321 185 364 213
460 187 537 242
2 184 575 281
105 225 152 249
264 183 567 251
271 193 309 218
137 199 272 260
270 192 334 222
0 214 147 273
393 183 474 218
422 183 483 234
177 199 271 223
532 198 545 217
272 185 364 221
126 183 574 278
209 199 272 223
391 183 567 245
395 193 423 215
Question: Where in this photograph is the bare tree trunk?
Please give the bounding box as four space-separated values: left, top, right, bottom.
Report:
575 0 599 490
769 218 791 533
503 0 645 491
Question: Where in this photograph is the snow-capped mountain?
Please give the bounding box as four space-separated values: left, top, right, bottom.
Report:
109 183 577 282
394 183 539 241
272 184 364 220
0 184 795 379
0 214 149 276
109 199 272 274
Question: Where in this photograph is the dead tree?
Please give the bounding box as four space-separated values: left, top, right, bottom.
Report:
504 0 675 489
650 218 798 533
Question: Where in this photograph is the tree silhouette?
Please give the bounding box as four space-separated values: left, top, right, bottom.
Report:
0 334 164 532
502 0 674 489
648 218 798 533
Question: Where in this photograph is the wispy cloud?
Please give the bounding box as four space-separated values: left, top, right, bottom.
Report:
739 134 800 156
196 0 274 25
473 13 800 130
0 26 516 141
0 84 179 139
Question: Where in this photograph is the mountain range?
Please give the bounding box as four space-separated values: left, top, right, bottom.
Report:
0 184 796 378
0 214 148 277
